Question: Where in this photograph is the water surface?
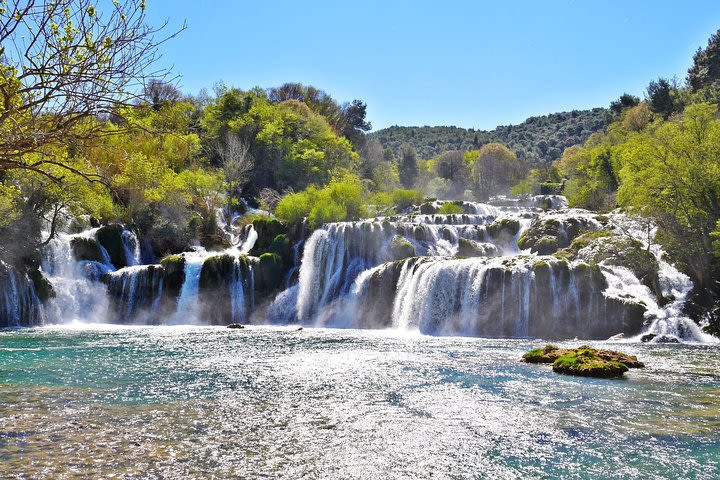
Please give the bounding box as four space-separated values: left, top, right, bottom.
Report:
1 325 719 479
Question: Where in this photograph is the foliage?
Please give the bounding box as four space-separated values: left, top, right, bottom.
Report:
687 29 720 91
436 203 464 214
274 172 368 228
371 108 608 165
0 0 179 181
617 102 720 288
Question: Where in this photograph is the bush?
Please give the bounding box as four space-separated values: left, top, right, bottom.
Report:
437 203 464 214
391 189 423 209
275 172 367 229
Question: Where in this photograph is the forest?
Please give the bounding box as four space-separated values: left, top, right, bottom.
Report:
2 1 720 333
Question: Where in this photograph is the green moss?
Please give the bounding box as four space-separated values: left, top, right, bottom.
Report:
70 237 105 263
269 234 292 263
391 235 416 260
523 344 643 377
419 202 438 215
486 218 521 238
96 224 126 268
251 216 286 253
553 348 629 378
257 252 284 293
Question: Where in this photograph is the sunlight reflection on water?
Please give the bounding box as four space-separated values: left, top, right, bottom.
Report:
0 325 719 479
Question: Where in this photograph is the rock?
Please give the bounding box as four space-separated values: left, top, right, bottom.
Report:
640 333 657 343
27 268 55 302
486 218 521 239
391 235 416 260
70 237 106 263
607 333 625 341
419 202 438 215
227 323 244 329
257 253 284 293
96 224 127 268
654 335 680 344
456 238 498 258
251 216 286 254
160 254 186 298
296 327 303 331
518 216 598 254
552 348 629 378
562 232 664 301
522 344 644 378
269 234 293 264
413 226 426 242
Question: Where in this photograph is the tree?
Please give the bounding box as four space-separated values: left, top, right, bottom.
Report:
646 78 680 119
472 143 519 199
216 132 254 215
142 79 182 110
609 93 640 117
398 145 418 188
687 29 720 91
617 103 720 289
0 0 182 182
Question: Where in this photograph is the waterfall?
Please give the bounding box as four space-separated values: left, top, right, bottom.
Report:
230 257 247 323
0 264 45 327
172 254 204 324
41 228 113 324
121 230 142 266
106 265 164 323
269 199 714 342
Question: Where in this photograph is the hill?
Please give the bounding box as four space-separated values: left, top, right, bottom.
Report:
370 108 608 164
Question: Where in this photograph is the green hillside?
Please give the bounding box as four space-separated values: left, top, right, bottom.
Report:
371 108 608 163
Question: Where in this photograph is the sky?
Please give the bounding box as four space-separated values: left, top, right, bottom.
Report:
147 0 720 131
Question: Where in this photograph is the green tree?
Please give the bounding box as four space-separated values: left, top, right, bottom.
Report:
0 0 180 181
398 146 418 188
687 29 720 91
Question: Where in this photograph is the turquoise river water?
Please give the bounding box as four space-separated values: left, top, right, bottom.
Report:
1 325 719 479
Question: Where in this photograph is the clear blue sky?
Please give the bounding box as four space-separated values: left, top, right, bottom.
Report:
147 0 720 131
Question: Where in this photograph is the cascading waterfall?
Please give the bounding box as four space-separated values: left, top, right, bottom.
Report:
41 228 113 324
172 254 205 324
1 193 716 342
106 265 164 324
0 263 45 327
269 197 715 342
121 230 142 266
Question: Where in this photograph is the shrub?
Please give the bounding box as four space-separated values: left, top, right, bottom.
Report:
437 203 464 214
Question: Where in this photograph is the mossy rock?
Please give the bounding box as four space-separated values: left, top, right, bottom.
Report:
251 216 286 253
419 202 438 215
457 238 498 258
517 217 596 254
269 234 293 264
554 231 614 261
413 226 426 242
523 344 644 377
199 254 236 291
257 253 284 293
486 218 521 239
28 268 55 302
160 254 186 296
553 349 628 378
70 237 105 263
96 224 126 268
391 235 416 260
563 233 663 300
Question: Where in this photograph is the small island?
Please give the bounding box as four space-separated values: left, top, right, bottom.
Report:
522 344 645 378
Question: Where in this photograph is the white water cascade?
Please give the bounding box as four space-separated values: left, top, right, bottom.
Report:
269 198 715 343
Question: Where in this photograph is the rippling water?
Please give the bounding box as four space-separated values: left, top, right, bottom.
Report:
1 326 719 479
